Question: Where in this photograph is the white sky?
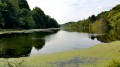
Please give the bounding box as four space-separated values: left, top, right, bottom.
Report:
27 0 120 24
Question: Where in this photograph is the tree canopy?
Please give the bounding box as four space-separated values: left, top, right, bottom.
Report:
32 7 59 28
62 4 120 31
0 0 59 29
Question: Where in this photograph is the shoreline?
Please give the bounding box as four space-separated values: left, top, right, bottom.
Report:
0 28 60 35
0 41 120 67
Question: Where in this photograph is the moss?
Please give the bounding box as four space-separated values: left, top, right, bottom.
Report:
0 29 57 34
0 41 120 67
107 60 120 67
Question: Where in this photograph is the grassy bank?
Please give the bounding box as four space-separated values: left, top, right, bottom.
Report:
0 28 59 35
1 41 120 67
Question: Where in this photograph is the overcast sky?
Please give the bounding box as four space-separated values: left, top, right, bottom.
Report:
27 0 120 24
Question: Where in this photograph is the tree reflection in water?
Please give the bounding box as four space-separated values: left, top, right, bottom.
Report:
63 28 120 43
0 29 59 58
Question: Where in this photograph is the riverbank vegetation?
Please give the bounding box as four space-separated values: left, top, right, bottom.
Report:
62 4 120 33
60 4 120 67
0 0 59 29
0 41 120 67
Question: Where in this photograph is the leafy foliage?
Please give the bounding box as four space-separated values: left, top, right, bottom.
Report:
108 60 120 67
32 7 59 28
62 4 120 30
0 0 59 29
19 8 35 29
18 0 30 10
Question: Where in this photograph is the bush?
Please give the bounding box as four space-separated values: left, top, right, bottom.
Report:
108 60 120 67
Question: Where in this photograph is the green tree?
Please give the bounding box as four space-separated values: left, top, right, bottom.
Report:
48 18 59 28
0 0 59 29
89 15 96 22
19 8 35 29
32 7 59 28
32 7 45 28
0 1 7 28
18 0 30 10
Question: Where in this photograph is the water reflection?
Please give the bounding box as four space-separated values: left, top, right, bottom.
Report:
0 28 120 58
95 29 120 43
30 30 102 55
63 28 120 43
0 29 59 58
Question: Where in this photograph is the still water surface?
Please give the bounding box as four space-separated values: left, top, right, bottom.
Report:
0 29 119 58
30 30 102 55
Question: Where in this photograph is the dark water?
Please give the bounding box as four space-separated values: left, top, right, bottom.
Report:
0 29 120 58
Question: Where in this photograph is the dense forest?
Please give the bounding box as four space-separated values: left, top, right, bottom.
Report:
62 4 120 33
0 0 59 29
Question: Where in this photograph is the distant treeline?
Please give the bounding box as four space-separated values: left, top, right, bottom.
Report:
0 0 59 29
62 4 120 31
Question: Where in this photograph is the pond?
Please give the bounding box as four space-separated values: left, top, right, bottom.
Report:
0 29 119 58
